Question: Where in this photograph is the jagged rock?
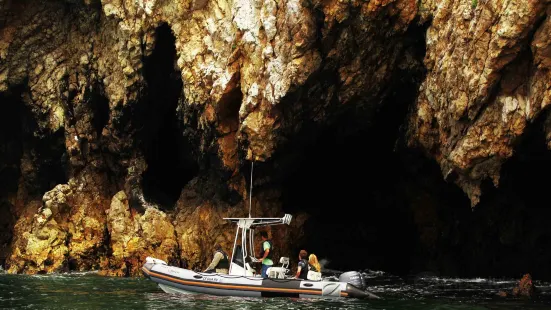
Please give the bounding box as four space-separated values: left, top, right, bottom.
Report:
0 0 550 277
7 170 111 274
407 0 551 206
0 0 420 275
7 184 72 274
101 191 179 276
512 273 536 298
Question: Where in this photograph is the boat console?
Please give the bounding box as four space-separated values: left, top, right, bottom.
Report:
266 257 290 279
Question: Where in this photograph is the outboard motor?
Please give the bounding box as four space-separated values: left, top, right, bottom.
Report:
339 271 367 290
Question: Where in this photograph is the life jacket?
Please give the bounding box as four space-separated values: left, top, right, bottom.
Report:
259 240 273 261
215 250 229 269
298 259 309 280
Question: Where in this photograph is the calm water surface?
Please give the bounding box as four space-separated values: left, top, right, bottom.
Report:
1 269 551 309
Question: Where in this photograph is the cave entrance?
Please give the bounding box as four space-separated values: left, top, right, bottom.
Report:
465 109 551 279
0 85 24 268
139 23 198 208
280 105 419 275
26 124 68 195
276 20 469 276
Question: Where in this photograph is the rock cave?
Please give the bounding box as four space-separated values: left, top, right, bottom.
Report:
0 0 551 285
139 23 198 209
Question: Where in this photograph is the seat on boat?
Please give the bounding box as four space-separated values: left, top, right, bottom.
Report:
230 245 256 276
267 257 289 279
307 270 322 281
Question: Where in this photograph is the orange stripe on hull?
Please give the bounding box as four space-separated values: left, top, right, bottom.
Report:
143 267 348 297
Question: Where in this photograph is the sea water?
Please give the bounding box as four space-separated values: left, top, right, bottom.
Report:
1 270 550 309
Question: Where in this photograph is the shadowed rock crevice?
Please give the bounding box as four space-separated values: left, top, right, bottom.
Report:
138 23 198 209
0 86 23 268
277 21 431 275
402 110 551 279
24 128 68 196
1 84 69 197
217 83 242 135
89 85 110 140
467 109 551 279
0 85 24 199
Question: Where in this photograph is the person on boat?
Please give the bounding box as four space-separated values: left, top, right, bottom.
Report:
295 250 309 280
257 231 273 278
308 253 321 272
204 243 229 274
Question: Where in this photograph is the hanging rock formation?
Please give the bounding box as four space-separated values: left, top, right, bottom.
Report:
408 0 551 205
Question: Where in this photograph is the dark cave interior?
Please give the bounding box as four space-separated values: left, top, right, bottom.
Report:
279 98 551 280
138 23 198 208
274 21 434 276
272 22 551 280
465 109 551 279
0 86 23 267
278 66 440 276
0 84 70 267
278 95 551 280
25 125 68 196
89 86 110 139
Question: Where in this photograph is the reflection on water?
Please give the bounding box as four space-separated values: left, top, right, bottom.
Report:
1 271 551 310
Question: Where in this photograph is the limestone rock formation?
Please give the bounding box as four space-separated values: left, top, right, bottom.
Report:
101 191 179 276
0 0 422 275
408 0 551 205
0 0 550 276
8 170 111 274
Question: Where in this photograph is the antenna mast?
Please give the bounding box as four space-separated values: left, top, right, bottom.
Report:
249 160 254 218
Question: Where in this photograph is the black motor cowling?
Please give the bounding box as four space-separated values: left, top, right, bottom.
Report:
339 271 367 291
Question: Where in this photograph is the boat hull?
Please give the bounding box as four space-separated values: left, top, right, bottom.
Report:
142 262 379 299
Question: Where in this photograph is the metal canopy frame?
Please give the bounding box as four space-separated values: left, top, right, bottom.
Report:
223 214 293 228
226 214 292 275
225 163 294 276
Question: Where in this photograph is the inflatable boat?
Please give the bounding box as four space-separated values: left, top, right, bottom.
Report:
142 214 380 299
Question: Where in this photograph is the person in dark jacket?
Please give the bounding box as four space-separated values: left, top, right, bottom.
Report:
295 250 309 280
204 243 229 274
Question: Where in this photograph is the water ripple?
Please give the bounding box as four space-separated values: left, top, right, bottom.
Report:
0 272 550 309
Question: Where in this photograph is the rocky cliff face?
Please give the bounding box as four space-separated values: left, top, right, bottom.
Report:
408 0 551 206
1 0 551 278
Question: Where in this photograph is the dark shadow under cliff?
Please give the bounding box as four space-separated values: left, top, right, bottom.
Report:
259 20 551 280
277 104 551 280
458 110 551 279
0 86 23 267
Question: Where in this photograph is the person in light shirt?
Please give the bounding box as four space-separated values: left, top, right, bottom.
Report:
256 231 273 278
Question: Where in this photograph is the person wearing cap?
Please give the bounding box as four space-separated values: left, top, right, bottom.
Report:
295 250 309 280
